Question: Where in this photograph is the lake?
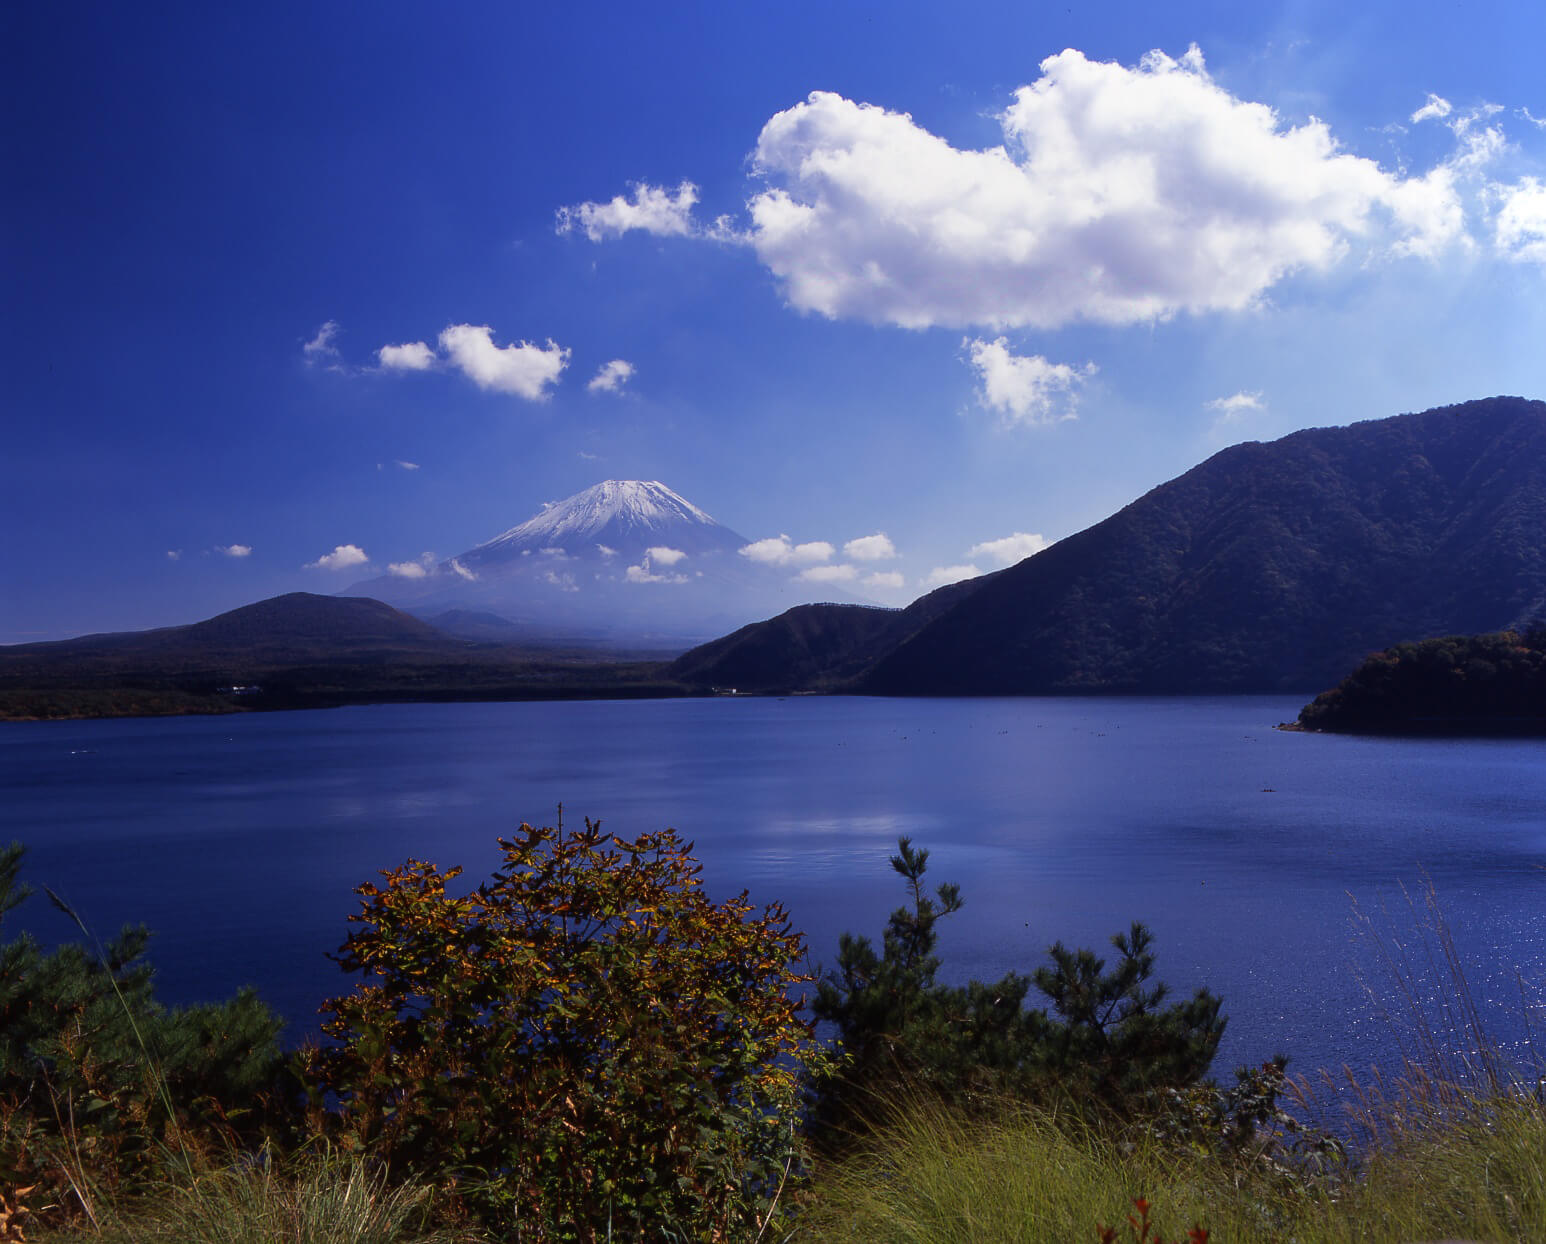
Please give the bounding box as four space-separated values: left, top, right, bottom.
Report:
5 695 1546 1091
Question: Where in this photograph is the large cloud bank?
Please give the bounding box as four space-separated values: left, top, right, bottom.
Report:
565 47 1468 331
743 47 1460 329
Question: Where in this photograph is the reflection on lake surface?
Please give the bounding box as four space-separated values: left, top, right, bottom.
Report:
6 696 1546 1085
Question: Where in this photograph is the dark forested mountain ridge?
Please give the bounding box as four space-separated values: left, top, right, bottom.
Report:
0 594 454 675
0 594 687 720
1293 630 1546 734
860 396 1546 695
668 574 988 693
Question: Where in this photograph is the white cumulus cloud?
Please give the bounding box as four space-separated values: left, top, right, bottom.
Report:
646 546 687 566
378 341 436 371
557 181 701 241
799 563 857 583
438 324 569 400
388 553 436 579
1495 178 1546 263
217 544 251 558
588 359 636 394
966 338 1094 425
967 532 1048 566
863 570 906 590
740 47 1462 330
921 564 982 589
625 557 688 584
739 535 834 566
306 544 369 571
844 532 897 561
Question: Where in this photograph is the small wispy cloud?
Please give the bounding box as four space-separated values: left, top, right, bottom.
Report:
587 359 636 394
739 535 834 566
438 324 569 400
165 549 182 561
303 320 342 366
1205 390 1266 421
448 558 477 581
920 564 981 589
844 533 897 561
217 544 252 558
646 546 687 566
306 544 369 571
388 553 436 579
625 555 688 584
378 341 436 371
798 563 857 583
966 338 1094 427
557 181 701 242
967 532 1047 567
1411 93 1453 124
395 459 420 471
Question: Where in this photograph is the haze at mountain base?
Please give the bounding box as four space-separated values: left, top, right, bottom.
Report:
345 481 856 648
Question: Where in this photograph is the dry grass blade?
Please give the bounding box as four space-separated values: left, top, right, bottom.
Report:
76 1148 470 1244
0 1186 35 1244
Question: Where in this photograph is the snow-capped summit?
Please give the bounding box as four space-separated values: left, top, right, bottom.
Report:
342 480 844 648
467 481 720 563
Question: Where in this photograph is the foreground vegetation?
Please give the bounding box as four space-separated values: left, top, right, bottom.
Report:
805 1086 1546 1242
4 827 1544 1242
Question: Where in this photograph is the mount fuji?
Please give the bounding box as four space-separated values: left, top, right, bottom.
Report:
344 481 844 649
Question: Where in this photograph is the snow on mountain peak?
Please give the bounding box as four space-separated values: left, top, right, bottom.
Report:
470 481 720 556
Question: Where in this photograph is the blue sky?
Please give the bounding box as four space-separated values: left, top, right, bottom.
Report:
7 1 1546 641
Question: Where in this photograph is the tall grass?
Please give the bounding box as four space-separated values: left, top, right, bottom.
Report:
802 1096 1230 1242
801 1088 1546 1242
805 873 1546 1243
34 1150 473 1244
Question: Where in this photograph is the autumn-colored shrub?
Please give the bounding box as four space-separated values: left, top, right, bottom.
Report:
304 815 826 1240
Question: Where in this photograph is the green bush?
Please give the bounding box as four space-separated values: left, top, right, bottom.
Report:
814 838 1228 1127
0 843 284 1216
304 815 828 1240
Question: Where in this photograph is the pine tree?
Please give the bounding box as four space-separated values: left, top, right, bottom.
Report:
814 838 1227 1127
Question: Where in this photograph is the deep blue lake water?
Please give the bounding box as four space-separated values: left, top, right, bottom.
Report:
5 695 1546 1092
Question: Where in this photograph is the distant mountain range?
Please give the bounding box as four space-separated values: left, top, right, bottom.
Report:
345 480 836 647
4 593 452 672
0 594 680 719
673 396 1546 695
12 396 1546 719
